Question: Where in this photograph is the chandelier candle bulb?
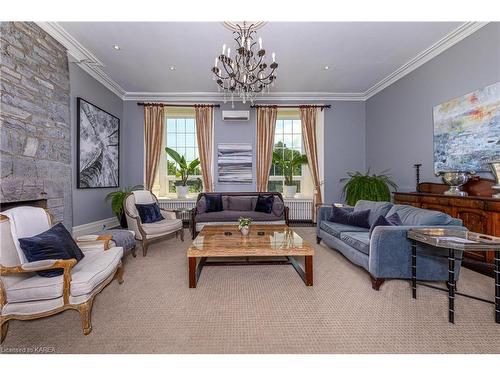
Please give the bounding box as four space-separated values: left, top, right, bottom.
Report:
272 52 275 62
259 37 262 49
227 48 231 58
222 44 226 54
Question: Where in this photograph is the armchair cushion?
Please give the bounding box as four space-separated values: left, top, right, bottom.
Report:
18 223 84 277
135 203 163 223
141 218 183 237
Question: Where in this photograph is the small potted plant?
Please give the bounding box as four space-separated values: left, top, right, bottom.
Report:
105 185 143 228
272 147 308 198
340 169 398 206
238 217 252 236
165 147 201 198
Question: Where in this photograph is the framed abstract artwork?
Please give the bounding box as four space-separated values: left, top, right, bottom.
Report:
433 81 500 173
77 97 120 188
217 143 253 184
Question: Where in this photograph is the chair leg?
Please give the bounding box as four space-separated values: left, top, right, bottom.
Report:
0 319 9 344
77 299 94 335
180 228 184 241
116 261 124 284
142 240 149 257
316 236 321 244
131 246 137 258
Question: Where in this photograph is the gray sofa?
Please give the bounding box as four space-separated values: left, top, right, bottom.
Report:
316 200 465 290
190 192 289 238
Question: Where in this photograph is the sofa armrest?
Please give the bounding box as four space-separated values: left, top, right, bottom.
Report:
369 225 466 279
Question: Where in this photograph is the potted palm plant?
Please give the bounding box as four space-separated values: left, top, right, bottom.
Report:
105 185 143 228
272 148 308 198
165 147 201 198
340 169 398 206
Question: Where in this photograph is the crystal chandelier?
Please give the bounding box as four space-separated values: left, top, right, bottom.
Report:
211 22 278 107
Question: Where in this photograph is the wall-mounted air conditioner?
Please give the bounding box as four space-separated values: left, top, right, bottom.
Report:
222 110 250 121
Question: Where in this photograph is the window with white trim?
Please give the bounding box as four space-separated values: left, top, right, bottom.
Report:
268 109 313 197
153 108 202 198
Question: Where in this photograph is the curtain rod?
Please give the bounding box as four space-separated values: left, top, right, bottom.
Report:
137 103 220 108
250 104 331 111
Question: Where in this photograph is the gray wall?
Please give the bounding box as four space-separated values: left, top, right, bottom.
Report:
70 64 124 226
366 23 500 192
122 100 366 203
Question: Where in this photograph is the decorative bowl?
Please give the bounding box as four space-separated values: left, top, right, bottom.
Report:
488 160 500 198
435 170 475 196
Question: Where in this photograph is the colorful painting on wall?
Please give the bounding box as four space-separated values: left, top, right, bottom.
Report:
433 81 500 172
217 143 253 184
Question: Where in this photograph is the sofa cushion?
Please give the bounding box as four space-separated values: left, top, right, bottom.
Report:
5 247 123 302
135 203 163 223
18 223 85 278
386 204 454 226
255 194 275 214
272 199 285 217
141 218 183 236
319 221 368 238
196 196 206 214
205 194 223 213
354 200 393 226
340 232 370 255
328 205 370 229
196 210 282 223
369 212 403 238
228 196 253 211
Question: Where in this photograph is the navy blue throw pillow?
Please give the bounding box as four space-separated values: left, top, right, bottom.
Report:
369 212 403 238
19 223 85 277
255 194 275 214
205 194 223 213
328 205 370 229
135 203 163 223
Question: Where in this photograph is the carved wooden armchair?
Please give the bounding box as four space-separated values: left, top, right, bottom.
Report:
0 207 124 343
123 190 184 257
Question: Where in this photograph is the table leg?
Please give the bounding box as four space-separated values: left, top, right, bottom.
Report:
411 240 417 299
305 255 313 286
495 250 500 324
448 249 455 324
189 257 197 288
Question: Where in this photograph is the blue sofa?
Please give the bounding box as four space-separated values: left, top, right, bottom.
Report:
316 200 465 290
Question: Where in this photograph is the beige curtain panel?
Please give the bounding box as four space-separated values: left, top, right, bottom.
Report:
143 105 165 190
256 106 278 192
195 105 214 192
300 106 323 222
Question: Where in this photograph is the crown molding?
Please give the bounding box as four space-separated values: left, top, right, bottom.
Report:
36 22 126 99
37 21 488 103
123 91 366 102
364 21 489 100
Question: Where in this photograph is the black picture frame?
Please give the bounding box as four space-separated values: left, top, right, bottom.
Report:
76 97 120 189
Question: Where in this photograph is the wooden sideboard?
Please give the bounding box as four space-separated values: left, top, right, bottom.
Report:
393 178 499 274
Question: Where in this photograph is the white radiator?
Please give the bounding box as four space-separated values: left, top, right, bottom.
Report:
158 199 196 221
284 198 313 222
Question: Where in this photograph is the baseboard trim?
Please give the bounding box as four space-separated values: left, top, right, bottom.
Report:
72 217 119 237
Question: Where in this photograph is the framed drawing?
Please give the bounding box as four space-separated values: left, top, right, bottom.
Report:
433 81 500 172
77 97 120 188
217 143 253 184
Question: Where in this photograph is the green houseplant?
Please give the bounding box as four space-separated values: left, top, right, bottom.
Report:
105 185 143 228
272 147 308 198
340 169 398 206
165 147 201 198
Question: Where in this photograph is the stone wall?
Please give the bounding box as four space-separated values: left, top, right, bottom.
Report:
0 22 72 228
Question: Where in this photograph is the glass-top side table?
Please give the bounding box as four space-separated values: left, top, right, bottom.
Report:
407 228 500 324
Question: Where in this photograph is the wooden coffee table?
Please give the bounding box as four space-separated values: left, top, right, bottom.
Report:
187 224 314 288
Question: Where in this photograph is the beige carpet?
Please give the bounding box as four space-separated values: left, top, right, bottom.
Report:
1 227 499 354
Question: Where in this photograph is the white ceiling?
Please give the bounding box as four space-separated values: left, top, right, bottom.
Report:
53 22 475 98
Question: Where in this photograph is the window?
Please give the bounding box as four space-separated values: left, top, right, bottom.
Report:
268 109 313 197
153 108 202 197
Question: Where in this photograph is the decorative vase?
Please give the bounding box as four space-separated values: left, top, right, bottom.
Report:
488 160 500 198
435 170 475 196
176 185 189 199
240 226 250 236
283 185 297 198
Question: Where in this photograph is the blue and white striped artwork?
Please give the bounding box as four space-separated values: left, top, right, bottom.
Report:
217 143 253 184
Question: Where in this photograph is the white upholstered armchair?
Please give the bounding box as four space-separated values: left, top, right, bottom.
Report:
0 207 124 343
124 190 184 257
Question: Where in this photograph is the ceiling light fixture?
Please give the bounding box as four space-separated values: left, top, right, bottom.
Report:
169 66 176 71
324 65 330 70
212 21 278 107
113 45 121 50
